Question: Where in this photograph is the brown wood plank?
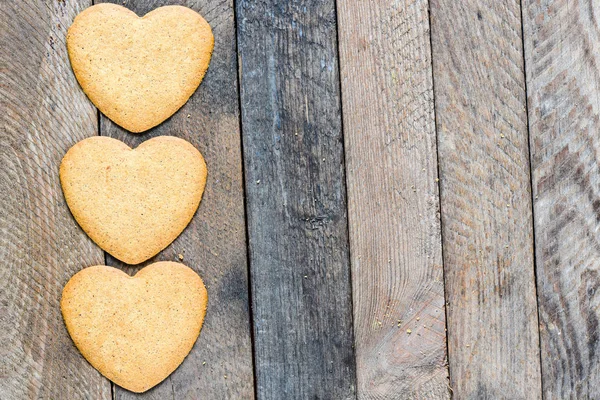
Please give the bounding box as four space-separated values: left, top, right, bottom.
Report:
523 1 600 397
0 1 111 399
336 0 449 398
96 1 255 399
236 1 357 398
429 0 542 398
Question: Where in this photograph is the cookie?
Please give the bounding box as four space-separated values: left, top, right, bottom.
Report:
61 262 208 393
67 4 214 132
60 136 207 265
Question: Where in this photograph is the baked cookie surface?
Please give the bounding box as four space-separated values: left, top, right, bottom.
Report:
61 262 208 393
60 136 207 265
67 4 214 132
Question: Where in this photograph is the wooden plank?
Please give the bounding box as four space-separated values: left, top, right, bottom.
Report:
0 1 111 399
236 1 356 398
522 1 600 398
336 0 449 398
429 0 543 398
97 1 255 399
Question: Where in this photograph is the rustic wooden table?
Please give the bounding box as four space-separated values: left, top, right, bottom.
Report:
1 0 598 399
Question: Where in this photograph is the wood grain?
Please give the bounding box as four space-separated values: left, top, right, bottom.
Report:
429 0 542 398
0 1 111 399
523 1 600 398
336 0 449 398
97 1 255 399
236 1 356 398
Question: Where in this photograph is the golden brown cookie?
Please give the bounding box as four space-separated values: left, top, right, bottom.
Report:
61 262 208 393
67 4 214 132
60 136 207 265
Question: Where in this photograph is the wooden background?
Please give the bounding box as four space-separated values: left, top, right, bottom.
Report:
1 0 599 399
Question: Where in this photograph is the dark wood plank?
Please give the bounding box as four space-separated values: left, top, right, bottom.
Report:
97 1 255 399
0 1 111 399
523 1 600 398
430 0 542 398
236 1 356 398
336 0 449 398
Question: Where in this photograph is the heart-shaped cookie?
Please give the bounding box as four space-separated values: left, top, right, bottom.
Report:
60 136 207 264
61 262 208 393
67 4 214 132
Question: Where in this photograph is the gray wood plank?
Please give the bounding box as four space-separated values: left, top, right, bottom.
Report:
96 1 255 399
429 0 542 398
336 0 449 398
522 1 600 398
0 1 111 399
236 1 356 398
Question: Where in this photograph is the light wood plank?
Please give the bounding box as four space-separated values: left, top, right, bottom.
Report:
523 1 600 398
336 0 449 398
96 1 255 399
430 0 542 398
236 0 357 398
0 1 111 399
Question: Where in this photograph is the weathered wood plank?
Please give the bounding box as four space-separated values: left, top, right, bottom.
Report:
97 1 255 399
236 1 356 398
430 0 542 398
523 1 600 398
336 0 449 398
0 1 111 399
